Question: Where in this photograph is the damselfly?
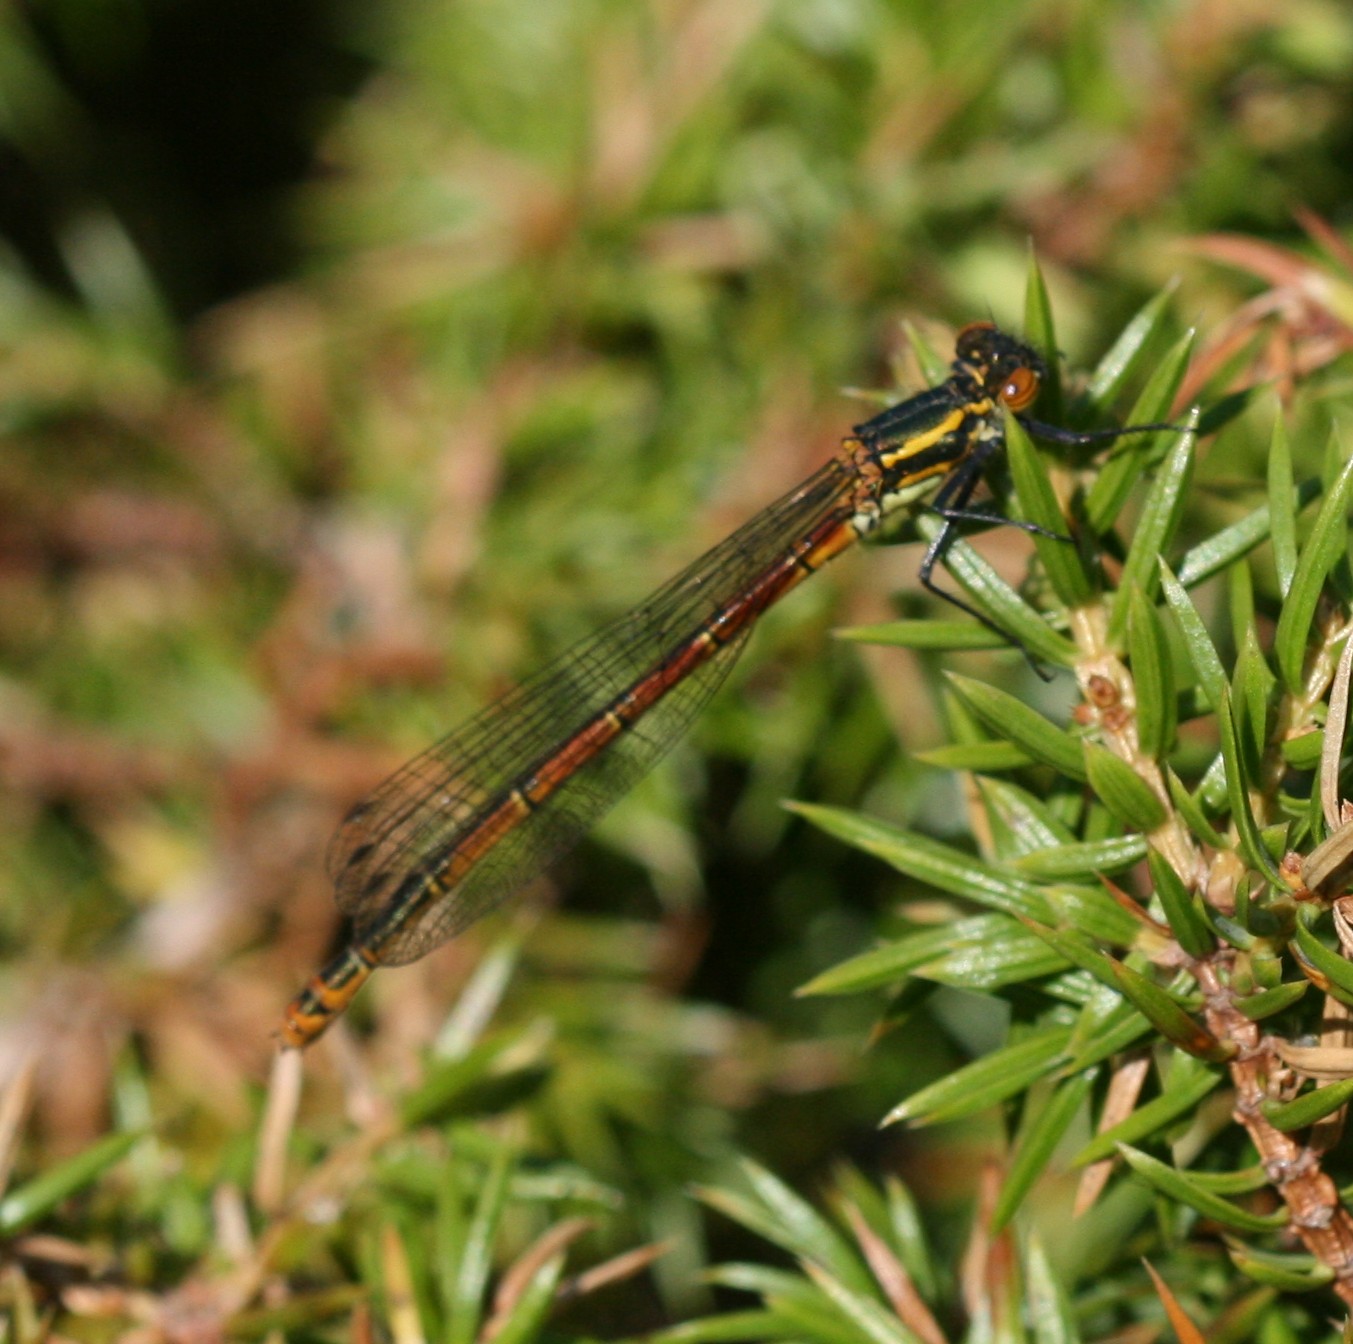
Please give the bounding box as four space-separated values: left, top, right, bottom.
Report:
281 322 1174 1048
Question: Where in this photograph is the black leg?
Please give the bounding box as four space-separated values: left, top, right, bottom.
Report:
916 451 1058 678
1018 416 1182 448
928 502 1070 543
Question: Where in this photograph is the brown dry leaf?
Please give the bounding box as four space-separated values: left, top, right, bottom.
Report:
559 1240 671 1303
838 1198 945 1344
1075 1054 1151 1218
486 1216 593 1331
1177 215 1353 406
379 1223 425 1344
959 1162 1017 1332
1141 1257 1207 1344
1272 1041 1353 1082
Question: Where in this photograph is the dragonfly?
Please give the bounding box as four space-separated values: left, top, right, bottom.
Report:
280 321 1176 1048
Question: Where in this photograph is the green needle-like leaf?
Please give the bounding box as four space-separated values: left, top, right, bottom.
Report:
1172 479 1319 587
1216 686 1286 884
1065 998 1154 1071
1021 920 1123 989
1275 437 1353 692
945 672 1086 778
1127 585 1176 760
0 1130 145 1235
798 913 1067 996
1293 911 1353 1006
1148 849 1213 959
1236 980 1308 1020
1004 412 1089 604
1024 249 1062 420
1262 1076 1353 1132
1023 1233 1081 1344
446 1145 514 1344
904 320 952 388
802 1261 928 1344
992 1069 1095 1231
1159 561 1227 709
915 740 1035 771
1014 835 1147 879
1117 1146 1288 1231
1086 329 1194 533
1225 1242 1335 1292
1106 960 1233 1061
836 619 1006 650
885 1025 1073 1127
486 1256 564 1344
1108 424 1196 646
978 776 1077 852
1082 741 1167 832
789 802 1055 923
1166 766 1228 848
1085 284 1177 407
732 1159 877 1296
1074 1059 1221 1164
914 515 1078 665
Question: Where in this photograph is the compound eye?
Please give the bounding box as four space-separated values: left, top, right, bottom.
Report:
954 320 995 358
1000 365 1039 411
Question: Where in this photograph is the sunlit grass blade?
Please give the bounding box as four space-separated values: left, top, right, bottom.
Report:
708 1159 877 1297
903 320 951 388
1022 1233 1080 1344
400 1033 551 1129
801 1261 926 1344
446 1145 515 1344
482 1254 565 1344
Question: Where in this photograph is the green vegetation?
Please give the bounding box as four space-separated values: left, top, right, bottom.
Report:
5 0 1353 1338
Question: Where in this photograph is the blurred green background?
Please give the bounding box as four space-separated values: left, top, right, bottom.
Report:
3 0 1353 1330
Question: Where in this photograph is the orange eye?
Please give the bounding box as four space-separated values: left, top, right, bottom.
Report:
1000 365 1039 411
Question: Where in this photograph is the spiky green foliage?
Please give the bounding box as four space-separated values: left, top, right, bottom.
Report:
6 2 1353 1341
790 270 1353 1333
